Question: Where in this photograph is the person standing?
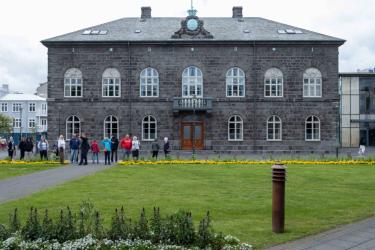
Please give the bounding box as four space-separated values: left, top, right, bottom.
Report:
91 140 100 164
79 133 90 165
57 135 66 164
111 135 119 163
7 137 15 161
38 136 49 160
101 137 112 165
18 137 27 160
131 136 140 160
25 137 34 160
164 137 170 159
151 139 160 160
69 134 80 164
120 134 132 160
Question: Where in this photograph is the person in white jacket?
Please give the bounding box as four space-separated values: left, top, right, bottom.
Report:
57 135 66 164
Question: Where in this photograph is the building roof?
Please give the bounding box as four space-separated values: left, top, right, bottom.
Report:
0 94 46 102
42 17 345 45
339 72 375 77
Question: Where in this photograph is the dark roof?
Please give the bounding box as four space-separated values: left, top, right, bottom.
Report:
339 72 375 77
42 17 345 45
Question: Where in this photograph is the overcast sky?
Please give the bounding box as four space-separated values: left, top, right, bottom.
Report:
0 0 374 94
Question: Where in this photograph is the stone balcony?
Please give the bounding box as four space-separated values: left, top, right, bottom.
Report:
172 97 213 113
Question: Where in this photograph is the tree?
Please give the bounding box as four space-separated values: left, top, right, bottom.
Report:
0 114 12 134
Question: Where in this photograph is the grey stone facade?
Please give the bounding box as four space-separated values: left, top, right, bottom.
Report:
43 7 344 153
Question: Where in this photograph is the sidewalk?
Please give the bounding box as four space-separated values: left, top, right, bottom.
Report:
0 164 114 204
267 217 375 250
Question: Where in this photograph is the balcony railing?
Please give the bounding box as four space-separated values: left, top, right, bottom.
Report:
173 97 213 113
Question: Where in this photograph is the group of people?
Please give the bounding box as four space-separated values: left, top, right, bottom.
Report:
7 136 50 161
55 134 171 165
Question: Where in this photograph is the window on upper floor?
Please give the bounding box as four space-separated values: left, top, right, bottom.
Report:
142 115 157 141
267 115 282 141
64 68 83 97
102 68 121 97
29 103 36 112
182 66 203 98
66 115 81 140
228 115 243 141
41 103 47 115
264 68 283 97
12 103 22 112
226 67 245 97
140 68 159 97
1 103 7 112
104 115 119 139
28 118 35 128
13 118 21 128
303 68 322 97
305 115 320 141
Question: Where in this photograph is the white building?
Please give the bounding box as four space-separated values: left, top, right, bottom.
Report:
0 93 47 143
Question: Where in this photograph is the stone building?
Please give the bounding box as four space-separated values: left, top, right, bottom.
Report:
340 72 375 147
42 6 344 153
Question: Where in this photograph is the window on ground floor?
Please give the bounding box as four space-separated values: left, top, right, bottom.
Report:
66 115 81 140
104 115 119 139
305 115 320 141
267 115 282 141
142 115 157 141
228 115 243 141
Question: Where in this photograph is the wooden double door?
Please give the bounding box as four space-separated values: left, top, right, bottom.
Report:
181 121 204 150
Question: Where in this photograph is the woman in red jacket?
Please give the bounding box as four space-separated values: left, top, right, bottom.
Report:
91 140 100 164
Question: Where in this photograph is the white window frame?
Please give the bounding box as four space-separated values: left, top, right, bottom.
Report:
303 68 322 98
66 115 81 140
228 115 243 141
12 103 22 112
264 68 283 97
13 118 21 128
28 118 36 128
40 118 48 131
226 67 245 97
29 103 36 112
102 68 121 98
103 115 119 139
182 66 203 98
41 103 47 115
64 68 83 98
305 115 321 141
140 68 159 97
1 103 7 112
142 115 157 141
267 115 282 141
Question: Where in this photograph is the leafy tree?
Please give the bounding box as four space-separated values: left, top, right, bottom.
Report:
0 114 12 134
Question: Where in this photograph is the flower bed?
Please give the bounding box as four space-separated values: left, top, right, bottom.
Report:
0 160 65 165
118 159 375 166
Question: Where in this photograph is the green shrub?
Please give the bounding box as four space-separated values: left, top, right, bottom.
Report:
0 224 9 241
41 209 54 240
134 208 149 240
8 208 21 233
21 207 42 240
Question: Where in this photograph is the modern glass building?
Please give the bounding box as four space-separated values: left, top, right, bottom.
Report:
340 72 375 147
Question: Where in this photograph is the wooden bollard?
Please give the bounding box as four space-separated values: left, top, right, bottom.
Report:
272 164 286 233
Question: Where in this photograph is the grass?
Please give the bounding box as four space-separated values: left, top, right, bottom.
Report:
0 163 61 180
0 164 374 249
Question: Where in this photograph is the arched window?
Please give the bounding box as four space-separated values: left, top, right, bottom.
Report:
102 68 121 97
305 116 320 141
64 68 83 97
264 68 283 97
267 116 282 141
66 115 80 140
226 67 245 97
104 116 119 139
142 115 157 141
303 68 322 97
228 115 243 141
140 68 159 97
182 66 203 97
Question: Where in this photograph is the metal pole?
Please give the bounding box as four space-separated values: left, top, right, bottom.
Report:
272 163 286 233
192 95 196 157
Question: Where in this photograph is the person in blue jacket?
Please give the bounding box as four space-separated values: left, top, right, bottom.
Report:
101 137 112 165
69 134 80 164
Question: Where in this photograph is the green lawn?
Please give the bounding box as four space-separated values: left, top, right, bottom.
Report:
0 164 374 249
0 164 61 180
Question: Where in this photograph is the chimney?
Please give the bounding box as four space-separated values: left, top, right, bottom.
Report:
141 7 152 19
232 6 243 19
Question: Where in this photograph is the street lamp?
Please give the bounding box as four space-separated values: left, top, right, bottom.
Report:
192 94 197 157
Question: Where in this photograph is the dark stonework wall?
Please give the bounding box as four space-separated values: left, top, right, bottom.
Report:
47 43 340 152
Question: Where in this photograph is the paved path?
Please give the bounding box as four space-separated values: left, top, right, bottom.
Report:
267 217 375 250
0 164 113 204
